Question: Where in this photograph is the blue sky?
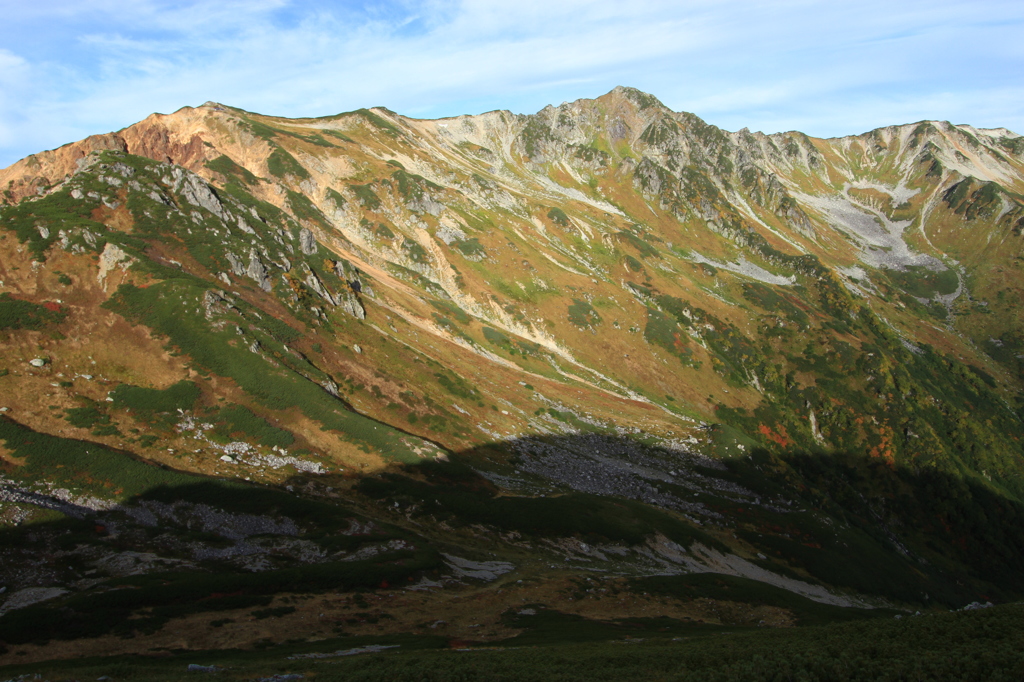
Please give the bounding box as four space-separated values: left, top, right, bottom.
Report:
1 0 1022 168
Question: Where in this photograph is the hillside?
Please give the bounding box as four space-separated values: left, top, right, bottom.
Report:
1 86 1023 669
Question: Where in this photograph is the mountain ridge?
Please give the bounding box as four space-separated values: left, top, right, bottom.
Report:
4 85 1024 473
5 86 1021 203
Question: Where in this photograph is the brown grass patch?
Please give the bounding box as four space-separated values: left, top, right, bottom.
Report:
0 571 797 667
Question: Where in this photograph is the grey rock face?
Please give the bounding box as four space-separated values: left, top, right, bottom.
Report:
698 197 717 222
147 190 171 205
74 155 97 174
299 227 317 255
435 224 467 245
783 201 815 237
111 162 136 177
408 195 445 216
302 265 338 306
634 158 663 196
237 215 256 235
339 291 366 319
225 251 246 277
331 259 367 318
247 249 272 291
201 289 234 320
334 259 356 280
179 173 227 220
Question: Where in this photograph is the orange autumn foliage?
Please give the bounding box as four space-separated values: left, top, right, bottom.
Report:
758 424 791 447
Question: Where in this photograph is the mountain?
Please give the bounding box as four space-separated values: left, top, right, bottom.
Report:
1 86 1024 670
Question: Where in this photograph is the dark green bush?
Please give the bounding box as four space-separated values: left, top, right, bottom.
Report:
350 184 382 210
110 380 201 418
547 207 569 226
205 155 258 185
0 416 198 498
267 147 310 180
567 299 601 328
213 404 295 448
0 294 66 330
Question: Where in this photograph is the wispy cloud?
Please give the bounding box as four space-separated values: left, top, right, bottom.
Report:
2 0 1022 167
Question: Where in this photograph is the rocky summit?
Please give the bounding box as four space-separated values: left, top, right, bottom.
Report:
1 86 1024 676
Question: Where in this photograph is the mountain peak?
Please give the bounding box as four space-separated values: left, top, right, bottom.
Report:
606 85 668 111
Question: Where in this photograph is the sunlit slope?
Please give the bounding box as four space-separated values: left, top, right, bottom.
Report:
2 86 1024 493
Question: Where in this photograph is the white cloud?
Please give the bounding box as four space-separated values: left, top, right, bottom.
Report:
0 49 30 88
0 49 33 148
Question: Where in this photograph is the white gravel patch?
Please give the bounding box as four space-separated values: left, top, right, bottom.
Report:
0 587 68 615
687 252 796 286
796 190 944 272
